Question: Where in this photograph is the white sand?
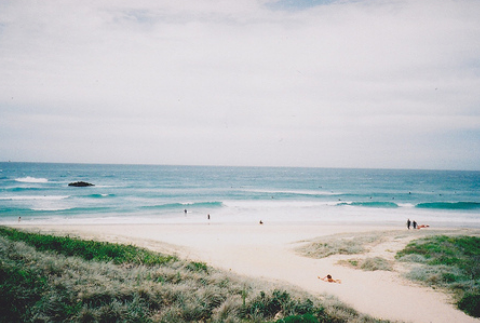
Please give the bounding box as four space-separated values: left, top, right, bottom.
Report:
14 222 480 323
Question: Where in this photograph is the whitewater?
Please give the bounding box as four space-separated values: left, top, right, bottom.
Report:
0 162 479 227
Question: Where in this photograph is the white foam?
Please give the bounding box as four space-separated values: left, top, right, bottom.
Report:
15 176 48 183
241 189 342 195
0 195 69 201
222 200 343 208
398 203 416 208
31 206 72 211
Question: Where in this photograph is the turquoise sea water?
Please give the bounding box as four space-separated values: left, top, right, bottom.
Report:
0 162 479 227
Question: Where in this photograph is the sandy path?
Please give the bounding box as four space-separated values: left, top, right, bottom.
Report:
15 222 480 323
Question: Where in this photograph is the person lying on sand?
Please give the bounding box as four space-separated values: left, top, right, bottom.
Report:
318 274 341 284
417 224 430 229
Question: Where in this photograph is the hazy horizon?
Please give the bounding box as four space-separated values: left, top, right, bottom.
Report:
2 160 480 172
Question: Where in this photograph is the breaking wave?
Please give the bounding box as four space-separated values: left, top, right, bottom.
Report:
338 202 399 208
141 201 223 210
415 202 480 210
15 177 48 183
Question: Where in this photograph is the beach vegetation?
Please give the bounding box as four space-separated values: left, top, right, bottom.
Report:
0 226 392 323
275 313 319 323
396 235 480 317
0 226 176 266
338 257 393 271
296 232 385 259
458 293 480 317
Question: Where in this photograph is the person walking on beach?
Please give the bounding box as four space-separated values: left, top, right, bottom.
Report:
407 219 411 229
412 220 417 229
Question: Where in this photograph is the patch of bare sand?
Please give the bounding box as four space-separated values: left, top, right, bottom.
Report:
13 222 480 323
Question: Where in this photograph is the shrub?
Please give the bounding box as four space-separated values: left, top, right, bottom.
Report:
278 313 319 323
457 293 480 318
0 263 46 323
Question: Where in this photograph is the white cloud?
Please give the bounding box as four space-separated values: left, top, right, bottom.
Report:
0 0 479 169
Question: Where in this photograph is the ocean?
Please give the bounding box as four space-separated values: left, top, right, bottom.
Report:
1 162 479 227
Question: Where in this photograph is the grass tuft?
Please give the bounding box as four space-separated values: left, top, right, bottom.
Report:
339 257 393 271
297 232 384 259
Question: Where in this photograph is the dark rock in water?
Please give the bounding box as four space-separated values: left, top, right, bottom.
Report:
68 181 94 187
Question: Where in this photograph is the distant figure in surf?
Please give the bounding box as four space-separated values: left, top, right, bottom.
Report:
407 219 411 230
412 220 417 229
259 220 263 225
184 209 187 215
207 214 210 220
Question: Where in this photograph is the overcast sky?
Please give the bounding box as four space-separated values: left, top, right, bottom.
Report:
1 0 479 170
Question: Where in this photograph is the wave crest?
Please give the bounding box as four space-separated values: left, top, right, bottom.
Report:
142 201 223 210
338 202 399 208
416 202 480 210
15 177 48 183
0 195 69 201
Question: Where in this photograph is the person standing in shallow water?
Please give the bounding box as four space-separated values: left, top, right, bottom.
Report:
412 220 417 229
407 219 411 229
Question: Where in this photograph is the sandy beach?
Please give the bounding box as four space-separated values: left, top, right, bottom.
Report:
12 221 480 323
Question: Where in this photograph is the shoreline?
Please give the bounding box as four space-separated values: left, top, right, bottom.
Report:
6 214 480 229
8 221 480 323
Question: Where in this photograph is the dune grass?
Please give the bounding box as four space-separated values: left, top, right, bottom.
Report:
0 226 176 266
338 257 393 272
396 235 480 318
296 232 385 259
0 226 392 323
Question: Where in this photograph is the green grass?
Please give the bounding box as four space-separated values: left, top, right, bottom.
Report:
0 226 392 323
396 235 480 318
0 227 176 266
274 313 319 323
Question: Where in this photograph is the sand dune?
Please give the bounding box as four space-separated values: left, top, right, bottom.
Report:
15 222 480 323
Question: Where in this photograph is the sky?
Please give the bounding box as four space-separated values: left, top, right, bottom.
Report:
1 0 480 170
